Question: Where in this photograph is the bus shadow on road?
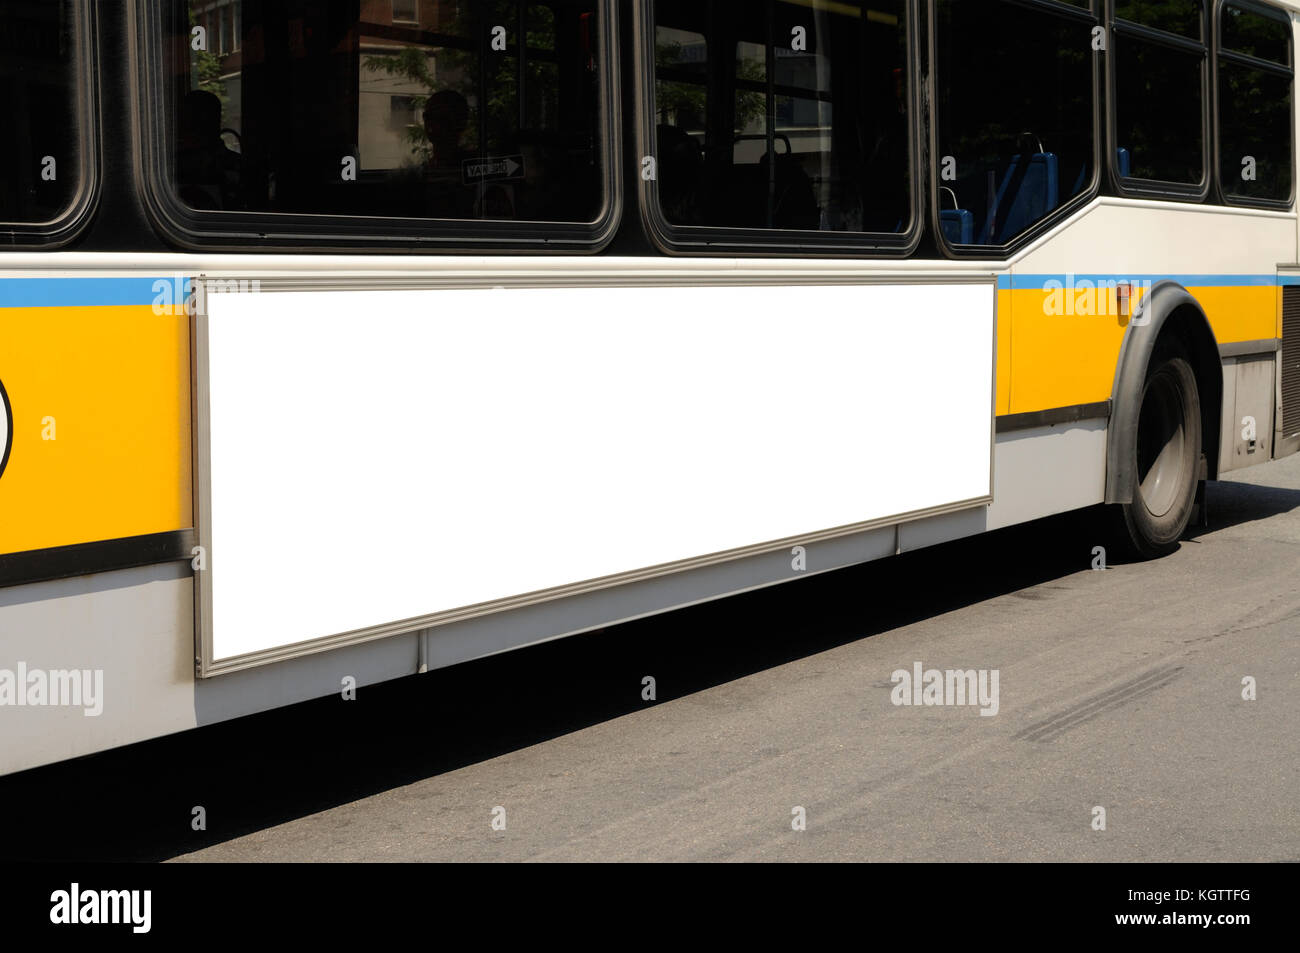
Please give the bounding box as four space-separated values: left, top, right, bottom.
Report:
0 486 1292 862
1183 478 1300 541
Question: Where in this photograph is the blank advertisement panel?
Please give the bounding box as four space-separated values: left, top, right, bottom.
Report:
197 281 995 669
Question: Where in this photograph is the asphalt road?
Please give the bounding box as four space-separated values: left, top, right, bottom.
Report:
4 456 1298 862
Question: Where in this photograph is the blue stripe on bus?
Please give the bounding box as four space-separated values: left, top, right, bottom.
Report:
1 273 1291 300
997 274 1280 291
0 278 189 308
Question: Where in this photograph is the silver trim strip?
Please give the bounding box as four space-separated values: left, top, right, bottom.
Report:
192 279 214 675
1219 338 1282 358
0 253 1005 279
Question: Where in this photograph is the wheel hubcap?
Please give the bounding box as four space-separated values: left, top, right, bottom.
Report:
1135 371 1186 519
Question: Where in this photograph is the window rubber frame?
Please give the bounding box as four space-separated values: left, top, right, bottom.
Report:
0 0 101 249
127 0 623 254
1106 0 1213 203
928 0 1103 261
1210 0 1296 211
634 0 925 258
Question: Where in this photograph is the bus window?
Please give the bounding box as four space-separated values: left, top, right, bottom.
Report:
933 0 1096 248
162 0 604 224
1114 0 1202 39
651 0 910 236
0 1 83 229
1221 1 1290 62
1113 1 1206 188
1218 2 1293 205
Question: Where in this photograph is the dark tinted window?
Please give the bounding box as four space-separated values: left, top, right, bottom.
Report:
1221 2 1291 63
0 1 82 226
1218 4 1292 203
1115 0 1203 38
1115 38 1205 184
652 0 910 235
163 0 604 223
933 0 1096 247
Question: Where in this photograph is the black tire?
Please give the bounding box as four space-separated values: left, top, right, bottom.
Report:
1114 350 1202 559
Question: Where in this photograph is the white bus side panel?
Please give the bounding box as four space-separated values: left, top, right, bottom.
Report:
199 282 995 669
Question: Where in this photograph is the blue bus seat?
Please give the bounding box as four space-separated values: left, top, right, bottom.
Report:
980 152 1059 244
940 208 974 244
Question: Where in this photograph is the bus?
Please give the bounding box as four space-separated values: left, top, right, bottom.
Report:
1 0 1296 777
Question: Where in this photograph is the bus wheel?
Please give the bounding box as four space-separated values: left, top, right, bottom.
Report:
1115 350 1202 559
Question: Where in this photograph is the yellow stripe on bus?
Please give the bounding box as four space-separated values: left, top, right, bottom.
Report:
0 305 191 556
1005 284 1277 415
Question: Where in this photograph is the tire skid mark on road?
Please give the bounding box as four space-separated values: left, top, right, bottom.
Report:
1212 589 1300 640
1012 664 1184 743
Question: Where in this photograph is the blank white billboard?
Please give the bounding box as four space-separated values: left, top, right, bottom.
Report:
199 281 994 665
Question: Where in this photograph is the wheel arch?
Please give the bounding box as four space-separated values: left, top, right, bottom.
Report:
1106 280 1222 504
